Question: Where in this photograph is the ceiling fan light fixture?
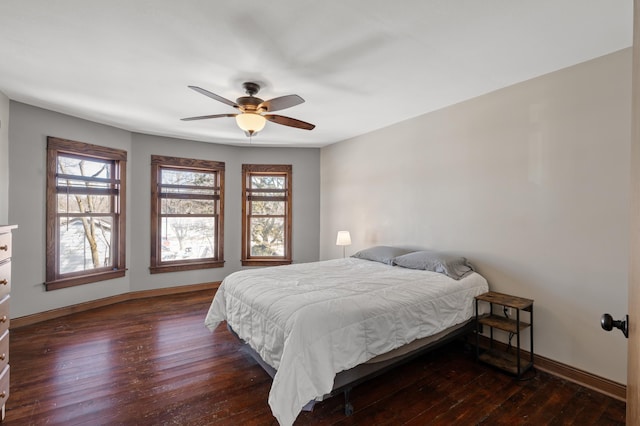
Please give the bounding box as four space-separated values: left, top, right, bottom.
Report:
235 112 266 135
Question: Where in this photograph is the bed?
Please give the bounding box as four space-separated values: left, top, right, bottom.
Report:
205 248 489 425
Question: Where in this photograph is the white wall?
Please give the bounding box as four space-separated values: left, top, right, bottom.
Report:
320 49 632 384
8 103 321 317
0 91 9 223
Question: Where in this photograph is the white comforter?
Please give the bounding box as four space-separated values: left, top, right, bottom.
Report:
204 258 489 425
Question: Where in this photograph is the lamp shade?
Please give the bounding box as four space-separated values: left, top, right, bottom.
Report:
235 113 266 134
336 231 351 246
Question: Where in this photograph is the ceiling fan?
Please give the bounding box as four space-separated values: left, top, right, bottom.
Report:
181 82 316 137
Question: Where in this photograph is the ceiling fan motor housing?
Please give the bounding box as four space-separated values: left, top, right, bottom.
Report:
236 96 263 111
238 82 264 112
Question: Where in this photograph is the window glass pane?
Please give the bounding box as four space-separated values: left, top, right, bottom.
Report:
161 169 215 188
58 155 111 181
250 200 284 215
250 217 285 256
160 217 216 261
58 216 113 274
57 194 112 213
161 198 215 215
251 175 285 190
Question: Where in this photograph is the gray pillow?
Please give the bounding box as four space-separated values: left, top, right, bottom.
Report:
351 246 415 265
392 250 475 280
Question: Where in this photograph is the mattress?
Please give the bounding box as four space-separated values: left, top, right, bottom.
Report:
205 258 489 425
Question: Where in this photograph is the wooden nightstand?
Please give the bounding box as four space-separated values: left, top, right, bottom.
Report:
475 291 534 378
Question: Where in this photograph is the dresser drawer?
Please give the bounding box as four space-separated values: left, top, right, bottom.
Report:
0 365 8 408
0 331 7 373
0 233 10 264
0 262 9 300
0 297 8 336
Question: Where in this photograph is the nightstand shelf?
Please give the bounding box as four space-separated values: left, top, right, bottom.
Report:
475 291 534 378
478 315 529 334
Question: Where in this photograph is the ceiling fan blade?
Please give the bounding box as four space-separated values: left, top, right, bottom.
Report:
188 86 239 109
259 95 304 112
265 114 315 130
180 113 237 121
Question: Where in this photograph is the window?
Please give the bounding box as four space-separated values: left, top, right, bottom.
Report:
45 137 127 291
242 164 292 266
150 155 225 273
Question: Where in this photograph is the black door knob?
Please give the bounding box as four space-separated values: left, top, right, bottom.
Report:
601 313 629 338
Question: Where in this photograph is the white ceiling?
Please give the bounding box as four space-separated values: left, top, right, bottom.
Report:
0 1 633 147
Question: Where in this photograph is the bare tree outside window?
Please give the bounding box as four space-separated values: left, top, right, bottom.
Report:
57 155 113 273
248 175 286 256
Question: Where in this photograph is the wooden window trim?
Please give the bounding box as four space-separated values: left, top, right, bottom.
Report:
241 164 292 266
45 137 127 291
149 155 225 274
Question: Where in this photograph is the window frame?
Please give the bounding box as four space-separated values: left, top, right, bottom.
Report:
45 137 127 291
149 155 225 274
241 164 292 266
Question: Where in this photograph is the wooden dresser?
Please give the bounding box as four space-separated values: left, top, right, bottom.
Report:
0 225 16 421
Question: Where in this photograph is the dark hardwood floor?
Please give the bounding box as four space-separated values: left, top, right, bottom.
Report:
7 290 626 425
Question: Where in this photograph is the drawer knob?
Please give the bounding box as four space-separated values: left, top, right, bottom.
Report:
0 354 4 361
0 391 5 399
0 316 6 324
0 245 6 251
0 279 6 286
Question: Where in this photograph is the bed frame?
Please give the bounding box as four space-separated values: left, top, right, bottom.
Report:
228 318 477 416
